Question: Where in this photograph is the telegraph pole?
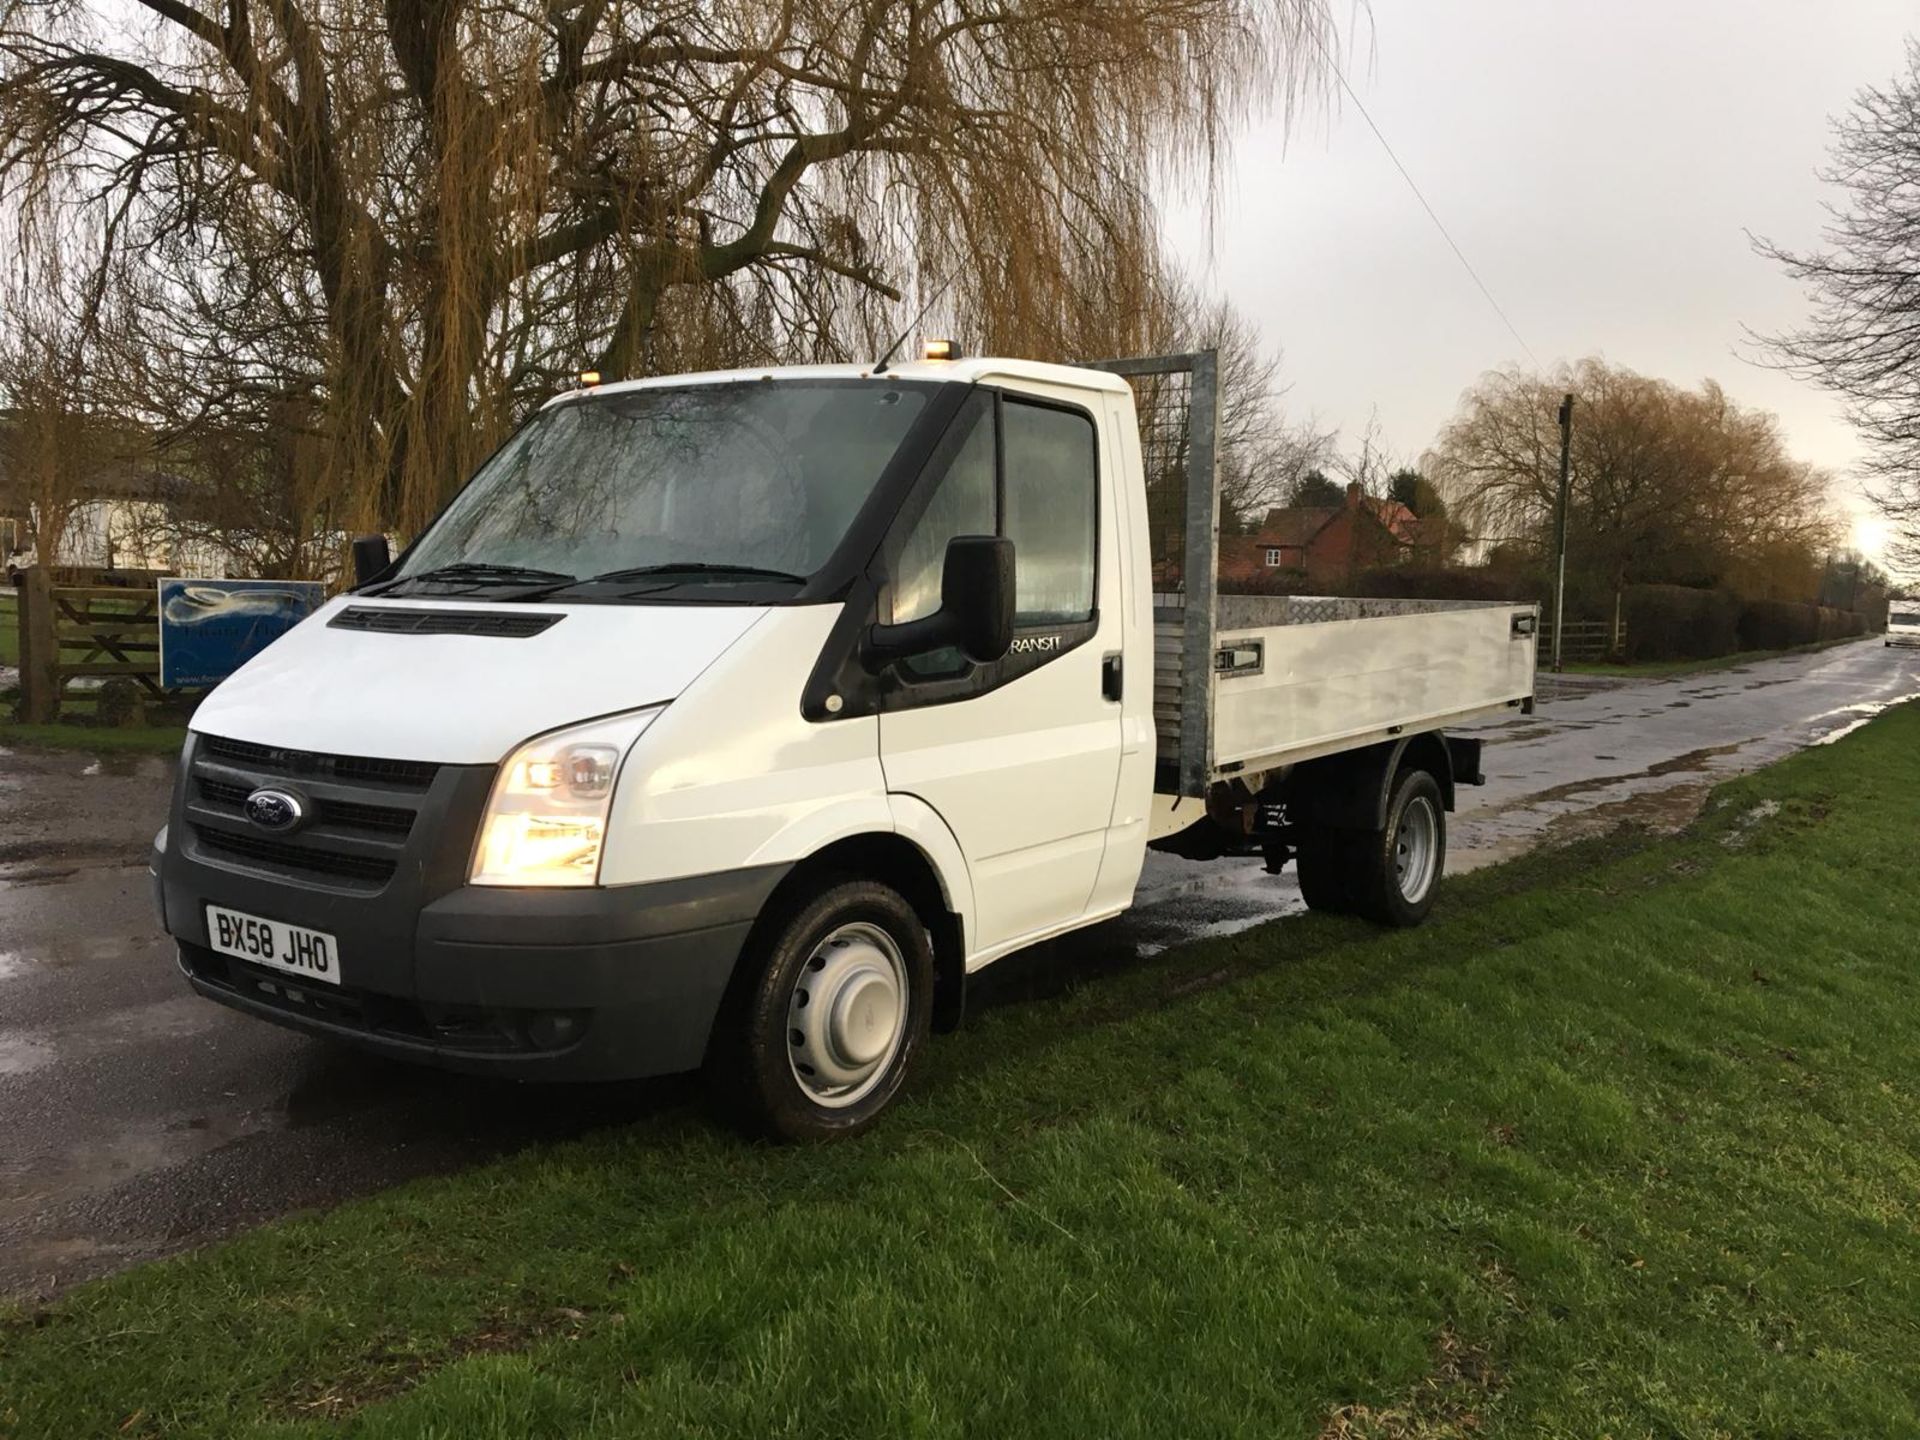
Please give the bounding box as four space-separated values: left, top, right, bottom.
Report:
1551 393 1574 673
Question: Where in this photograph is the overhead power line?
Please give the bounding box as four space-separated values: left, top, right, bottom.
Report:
1304 30 1545 373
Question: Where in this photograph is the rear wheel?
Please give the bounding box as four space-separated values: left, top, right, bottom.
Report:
707 877 932 1141
1353 767 1446 927
1294 831 1363 914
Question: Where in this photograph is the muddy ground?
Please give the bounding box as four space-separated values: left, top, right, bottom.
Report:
3 637 1917 1298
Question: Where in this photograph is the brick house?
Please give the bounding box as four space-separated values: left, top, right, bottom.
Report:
1222 482 1435 588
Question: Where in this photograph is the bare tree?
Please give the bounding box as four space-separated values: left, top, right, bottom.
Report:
1755 41 1920 573
0 0 1342 540
1151 282 1335 531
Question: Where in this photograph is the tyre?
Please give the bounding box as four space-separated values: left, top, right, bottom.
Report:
707 876 933 1141
1354 767 1446 927
1294 830 1363 914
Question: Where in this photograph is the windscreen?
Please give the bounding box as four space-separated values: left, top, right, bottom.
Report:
399 381 931 588
1893 611 1919 627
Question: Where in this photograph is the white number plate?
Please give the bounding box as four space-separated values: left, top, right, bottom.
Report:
205 904 341 986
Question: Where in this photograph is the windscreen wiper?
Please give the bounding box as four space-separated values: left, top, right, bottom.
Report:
404 562 576 583
574 563 809 586
366 561 577 595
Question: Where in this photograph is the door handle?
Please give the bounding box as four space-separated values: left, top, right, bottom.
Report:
1101 651 1123 702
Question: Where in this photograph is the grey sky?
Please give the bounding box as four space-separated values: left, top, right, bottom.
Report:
1170 0 1914 560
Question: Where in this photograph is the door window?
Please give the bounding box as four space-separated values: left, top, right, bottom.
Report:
1003 399 1096 624
886 390 1098 657
891 397 995 625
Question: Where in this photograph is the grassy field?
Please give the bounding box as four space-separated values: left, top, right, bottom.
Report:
4 708 1920 1437
0 721 188 754
0 591 17 666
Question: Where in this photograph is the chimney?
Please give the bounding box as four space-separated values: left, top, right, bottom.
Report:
1345 482 1363 505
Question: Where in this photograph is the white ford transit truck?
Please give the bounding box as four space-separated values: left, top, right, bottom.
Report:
153 348 1538 1138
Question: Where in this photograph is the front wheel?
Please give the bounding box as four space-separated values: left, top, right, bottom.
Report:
1354 767 1446 927
706 877 933 1141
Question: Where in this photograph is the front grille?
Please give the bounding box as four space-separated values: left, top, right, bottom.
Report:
330 605 563 639
200 735 438 791
322 798 416 834
185 735 452 890
194 826 398 885
193 775 414 836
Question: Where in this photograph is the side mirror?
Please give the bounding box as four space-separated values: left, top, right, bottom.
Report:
351 533 392 587
868 534 1014 666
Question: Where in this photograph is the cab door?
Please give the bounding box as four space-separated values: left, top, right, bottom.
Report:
877 385 1125 957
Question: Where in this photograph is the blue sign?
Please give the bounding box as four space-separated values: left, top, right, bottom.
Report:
158 578 326 689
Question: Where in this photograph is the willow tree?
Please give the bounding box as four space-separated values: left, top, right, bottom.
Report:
0 186 138 571
0 0 1338 537
1428 359 1838 603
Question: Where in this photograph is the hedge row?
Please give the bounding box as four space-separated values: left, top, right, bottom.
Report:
1737 598 1872 652
1618 584 1742 661
1549 585 1867 662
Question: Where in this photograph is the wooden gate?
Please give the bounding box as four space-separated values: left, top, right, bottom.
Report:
1556 618 1624 664
14 568 167 722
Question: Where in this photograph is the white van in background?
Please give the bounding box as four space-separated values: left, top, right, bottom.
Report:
1887 605 1920 648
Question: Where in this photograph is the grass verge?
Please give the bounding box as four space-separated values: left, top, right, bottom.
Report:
1563 635 1867 678
5 707 1920 1437
0 721 187 755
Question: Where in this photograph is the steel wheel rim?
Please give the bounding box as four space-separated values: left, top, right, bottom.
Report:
1394 796 1439 904
786 921 908 1108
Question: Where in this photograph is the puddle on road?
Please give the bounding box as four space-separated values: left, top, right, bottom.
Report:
0 1109 269 1230
1542 780 1716 845
1471 743 1748 819
0 1032 56 1076
1647 743 1744 776
1485 725 1557 745
80 753 167 780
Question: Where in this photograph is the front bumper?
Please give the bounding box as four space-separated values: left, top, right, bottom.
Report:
157 733 788 1080
163 852 788 1080
1887 634 1920 648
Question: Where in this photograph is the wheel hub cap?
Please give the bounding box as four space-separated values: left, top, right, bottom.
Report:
787 922 908 1107
1394 796 1439 904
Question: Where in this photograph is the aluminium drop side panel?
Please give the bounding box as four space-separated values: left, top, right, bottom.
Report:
1208 604 1539 775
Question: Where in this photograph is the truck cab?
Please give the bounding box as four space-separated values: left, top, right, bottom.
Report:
155 352 1534 1138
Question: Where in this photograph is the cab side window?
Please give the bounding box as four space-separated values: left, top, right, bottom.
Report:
1002 399 1097 624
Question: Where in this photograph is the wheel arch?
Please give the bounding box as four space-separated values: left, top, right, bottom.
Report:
751 831 969 1034
1287 731 1456 832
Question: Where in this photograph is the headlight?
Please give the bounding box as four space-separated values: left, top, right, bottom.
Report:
470 706 665 886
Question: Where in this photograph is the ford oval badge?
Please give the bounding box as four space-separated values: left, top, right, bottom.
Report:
244 788 305 832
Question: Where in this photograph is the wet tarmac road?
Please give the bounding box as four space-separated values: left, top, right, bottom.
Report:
4 637 1918 1298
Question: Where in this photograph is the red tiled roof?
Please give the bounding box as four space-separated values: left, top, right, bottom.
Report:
1257 506 1340 547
